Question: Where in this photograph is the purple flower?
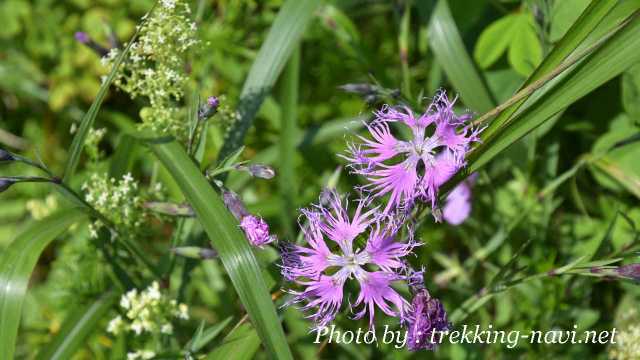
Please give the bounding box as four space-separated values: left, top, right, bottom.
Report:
442 173 478 225
0 149 15 162
199 96 220 120
344 91 482 214
74 31 90 44
615 264 640 281
406 289 450 351
240 215 275 247
282 190 415 328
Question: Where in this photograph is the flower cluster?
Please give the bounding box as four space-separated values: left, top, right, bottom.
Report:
107 282 189 336
103 0 198 140
82 172 150 239
344 91 482 216
281 91 478 351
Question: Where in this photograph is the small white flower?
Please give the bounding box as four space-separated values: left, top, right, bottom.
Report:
161 323 173 334
107 316 123 334
178 303 189 320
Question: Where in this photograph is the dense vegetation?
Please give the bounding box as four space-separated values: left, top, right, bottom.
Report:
1 0 639 359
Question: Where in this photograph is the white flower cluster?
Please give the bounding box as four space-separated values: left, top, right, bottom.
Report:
85 127 107 162
107 282 189 337
126 350 156 360
82 172 144 239
26 194 58 220
103 0 198 141
610 309 640 360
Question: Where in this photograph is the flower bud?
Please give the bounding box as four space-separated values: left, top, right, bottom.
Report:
0 149 15 163
74 31 90 44
198 96 220 120
616 264 640 281
221 189 250 221
0 178 16 193
172 246 218 259
74 31 109 57
240 215 275 247
236 164 275 179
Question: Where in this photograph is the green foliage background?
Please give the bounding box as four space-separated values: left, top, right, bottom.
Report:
1 0 640 359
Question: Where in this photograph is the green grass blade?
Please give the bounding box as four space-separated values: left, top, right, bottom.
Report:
278 48 300 238
470 14 640 172
482 0 619 140
428 0 495 112
206 323 260 360
36 291 119 360
63 24 143 182
187 317 233 353
0 209 86 359
217 0 320 162
148 140 293 360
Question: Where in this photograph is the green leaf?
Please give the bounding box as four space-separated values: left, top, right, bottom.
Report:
62 26 142 183
217 0 320 162
469 13 640 172
278 48 300 238
0 209 86 359
482 0 619 142
428 0 495 113
148 140 293 360
550 0 592 41
474 14 518 69
206 323 260 360
507 14 543 77
622 63 640 122
187 317 233 353
36 292 119 360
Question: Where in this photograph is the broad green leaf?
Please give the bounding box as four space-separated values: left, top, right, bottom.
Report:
469 14 640 172
148 140 293 360
63 24 143 182
428 0 496 113
550 0 592 41
36 292 119 360
206 323 260 360
217 0 320 162
507 14 543 77
474 14 518 69
0 209 86 359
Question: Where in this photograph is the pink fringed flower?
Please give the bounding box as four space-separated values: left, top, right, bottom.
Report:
344 91 483 215
281 190 415 328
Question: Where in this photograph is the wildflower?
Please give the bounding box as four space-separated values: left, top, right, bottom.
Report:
198 96 220 120
107 282 188 336
222 188 276 247
442 173 477 225
344 91 482 215
127 350 155 360
616 264 640 281
406 289 450 351
240 215 275 247
282 190 415 328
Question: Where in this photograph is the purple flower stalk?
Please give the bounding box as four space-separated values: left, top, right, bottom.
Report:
282 190 415 328
406 289 450 351
344 91 482 215
240 215 275 247
442 173 478 225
